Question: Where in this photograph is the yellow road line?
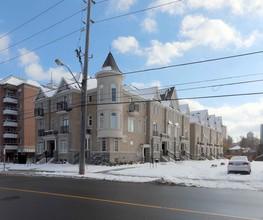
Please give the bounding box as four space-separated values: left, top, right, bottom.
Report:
0 187 258 220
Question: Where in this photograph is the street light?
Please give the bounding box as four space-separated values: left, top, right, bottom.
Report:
55 58 87 175
55 59 81 89
54 0 91 175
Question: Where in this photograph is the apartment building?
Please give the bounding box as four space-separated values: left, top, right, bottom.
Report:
0 76 39 161
34 53 192 164
190 110 224 159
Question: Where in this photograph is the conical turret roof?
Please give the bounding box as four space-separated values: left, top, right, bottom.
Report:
101 52 121 73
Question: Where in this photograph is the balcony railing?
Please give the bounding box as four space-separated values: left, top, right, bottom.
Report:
45 130 58 136
56 101 68 114
3 120 18 127
3 96 18 104
3 132 18 139
61 125 69 133
152 130 159 136
34 108 44 118
161 133 169 139
37 129 58 137
3 108 18 115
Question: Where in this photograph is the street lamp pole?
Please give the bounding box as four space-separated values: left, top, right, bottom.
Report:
79 0 91 175
55 0 91 175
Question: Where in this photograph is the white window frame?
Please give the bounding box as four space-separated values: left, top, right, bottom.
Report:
111 83 117 102
111 112 117 129
59 140 68 153
99 113 104 128
128 117 135 132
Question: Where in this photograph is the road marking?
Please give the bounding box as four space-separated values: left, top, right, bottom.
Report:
0 186 258 220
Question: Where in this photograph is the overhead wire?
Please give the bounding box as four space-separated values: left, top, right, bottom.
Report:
0 8 86 53
93 0 183 24
10 89 263 122
0 0 184 65
0 0 65 40
6 69 263 119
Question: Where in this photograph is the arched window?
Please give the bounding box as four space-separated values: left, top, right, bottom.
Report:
111 112 117 128
111 83 117 102
99 113 104 128
99 85 104 102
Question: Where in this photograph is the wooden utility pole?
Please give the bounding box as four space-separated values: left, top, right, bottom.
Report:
79 0 91 175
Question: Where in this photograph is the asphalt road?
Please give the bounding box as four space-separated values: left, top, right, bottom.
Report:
0 174 262 220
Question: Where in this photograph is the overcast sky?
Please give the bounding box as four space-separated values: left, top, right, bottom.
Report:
1 0 263 141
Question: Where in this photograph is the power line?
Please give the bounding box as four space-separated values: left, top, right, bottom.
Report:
0 0 65 40
0 8 86 53
93 0 183 24
0 28 82 65
8 69 263 118
123 50 263 75
12 89 263 122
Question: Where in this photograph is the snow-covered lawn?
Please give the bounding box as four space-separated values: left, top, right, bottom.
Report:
1 159 262 191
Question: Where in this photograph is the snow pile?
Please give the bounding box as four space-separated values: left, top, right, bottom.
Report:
1 159 262 191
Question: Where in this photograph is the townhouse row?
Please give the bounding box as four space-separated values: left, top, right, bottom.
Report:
0 53 226 164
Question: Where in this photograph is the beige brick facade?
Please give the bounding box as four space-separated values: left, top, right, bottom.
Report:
34 53 225 164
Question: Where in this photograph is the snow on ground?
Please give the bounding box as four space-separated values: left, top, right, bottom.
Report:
1 159 263 191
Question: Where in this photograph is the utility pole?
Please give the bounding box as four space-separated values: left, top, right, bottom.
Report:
79 0 91 175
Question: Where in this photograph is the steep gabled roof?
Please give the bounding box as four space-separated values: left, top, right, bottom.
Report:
179 104 190 115
190 109 209 125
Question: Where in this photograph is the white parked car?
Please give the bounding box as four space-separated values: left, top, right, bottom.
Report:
227 156 251 174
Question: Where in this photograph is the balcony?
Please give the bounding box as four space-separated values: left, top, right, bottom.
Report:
3 120 18 127
38 129 45 137
3 96 18 104
56 101 68 114
45 130 58 136
3 132 18 139
152 130 159 136
37 129 58 137
161 133 169 139
61 125 69 133
4 144 18 150
3 108 18 115
129 102 140 115
34 108 44 118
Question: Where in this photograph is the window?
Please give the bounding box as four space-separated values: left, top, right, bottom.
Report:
153 122 158 131
99 113 104 128
111 112 117 128
51 120 56 130
128 117 135 132
102 138 106 151
143 119 147 134
88 115 92 127
114 138 118 151
39 121 44 130
99 85 104 102
59 140 68 153
88 95 92 102
111 84 117 102
38 142 44 154
62 117 69 126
